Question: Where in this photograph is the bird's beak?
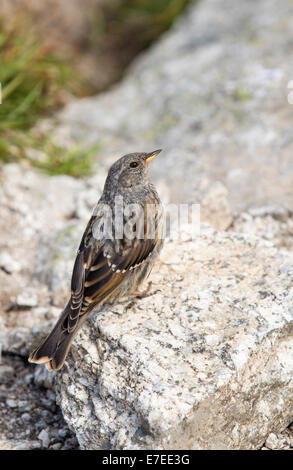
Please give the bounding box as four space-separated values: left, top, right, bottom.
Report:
145 149 162 165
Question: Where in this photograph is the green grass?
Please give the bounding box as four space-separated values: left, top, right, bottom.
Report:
0 26 71 132
31 139 99 177
0 132 99 177
0 23 98 176
0 2 193 176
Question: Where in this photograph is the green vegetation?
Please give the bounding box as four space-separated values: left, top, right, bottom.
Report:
0 1 192 176
0 131 99 177
0 24 98 176
0 27 70 132
30 140 99 178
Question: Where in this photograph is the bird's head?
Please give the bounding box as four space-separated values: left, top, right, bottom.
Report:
105 150 162 191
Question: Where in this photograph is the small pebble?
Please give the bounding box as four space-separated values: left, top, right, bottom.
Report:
58 429 68 438
38 429 50 448
17 400 28 409
21 413 31 422
51 443 62 450
265 432 279 450
23 373 34 385
16 290 38 308
0 252 21 274
30 441 42 449
6 399 17 408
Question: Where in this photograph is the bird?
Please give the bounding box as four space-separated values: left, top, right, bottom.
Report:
29 150 164 371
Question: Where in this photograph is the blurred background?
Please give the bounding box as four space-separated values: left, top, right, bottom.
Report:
0 0 191 169
1 0 293 450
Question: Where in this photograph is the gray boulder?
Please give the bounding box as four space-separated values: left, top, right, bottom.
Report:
56 228 293 449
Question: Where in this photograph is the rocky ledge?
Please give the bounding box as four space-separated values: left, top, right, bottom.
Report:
54 228 293 450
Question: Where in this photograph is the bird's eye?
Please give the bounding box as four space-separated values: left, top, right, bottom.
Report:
130 161 138 168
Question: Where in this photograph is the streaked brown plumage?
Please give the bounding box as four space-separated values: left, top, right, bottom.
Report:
29 150 163 371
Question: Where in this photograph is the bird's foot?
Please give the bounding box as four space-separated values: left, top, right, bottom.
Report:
126 282 159 309
129 281 153 299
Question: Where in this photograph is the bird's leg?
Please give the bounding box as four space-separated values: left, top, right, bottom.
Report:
129 281 153 299
127 282 160 309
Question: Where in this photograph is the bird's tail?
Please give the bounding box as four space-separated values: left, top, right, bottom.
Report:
29 302 79 371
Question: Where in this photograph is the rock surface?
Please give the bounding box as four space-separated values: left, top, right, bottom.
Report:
232 206 293 250
0 163 104 327
263 426 293 450
55 228 293 450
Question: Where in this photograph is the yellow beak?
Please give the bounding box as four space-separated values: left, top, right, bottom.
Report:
145 149 162 164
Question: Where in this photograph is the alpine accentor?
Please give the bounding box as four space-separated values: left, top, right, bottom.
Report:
29 150 163 370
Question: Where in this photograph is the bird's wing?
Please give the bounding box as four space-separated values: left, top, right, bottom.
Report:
62 203 160 333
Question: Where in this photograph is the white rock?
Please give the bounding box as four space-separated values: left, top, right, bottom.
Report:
265 433 279 450
0 252 21 274
55 230 293 450
16 290 38 308
38 429 50 448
